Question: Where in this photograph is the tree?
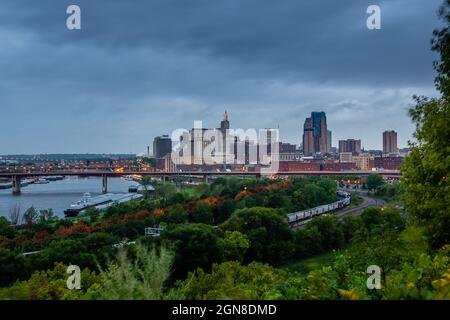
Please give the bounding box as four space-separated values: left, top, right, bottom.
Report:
0 263 102 300
32 239 97 271
193 202 214 224
383 248 450 299
432 0 450 96
366 173 384 191
98 243 173 300
218 231 250 263
297 184 324 208
162 223 222 280
340 215 362 243
305 216 345 252
213 199 236 224
171 261 286 300
22 206 39 227
166 204 188 224
141 176 153 199
276 254 369 300
8 204 21 226
360 207 384 229
85 207 101 224
155 182 177 205
38 209 57 224
402 97 450 247
83 232 118 251
220 207 293 264
0 248 30 286
0 217 15 238
376 183 402 200
402 1 450 247
292 216 346 259
350 209 407 281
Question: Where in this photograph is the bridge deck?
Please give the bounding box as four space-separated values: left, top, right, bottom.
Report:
0 170 400 178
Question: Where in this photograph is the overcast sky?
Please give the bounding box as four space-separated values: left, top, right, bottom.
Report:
0 0 443 154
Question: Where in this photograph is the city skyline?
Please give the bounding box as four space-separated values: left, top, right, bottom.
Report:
0 0 442 154
0 107 412 156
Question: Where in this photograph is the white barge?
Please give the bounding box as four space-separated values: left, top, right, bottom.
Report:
64 192 143 217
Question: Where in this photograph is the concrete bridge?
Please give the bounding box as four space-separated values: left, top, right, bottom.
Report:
0 170 400 194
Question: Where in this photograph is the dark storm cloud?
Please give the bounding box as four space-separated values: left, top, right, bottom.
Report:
0 0 443 153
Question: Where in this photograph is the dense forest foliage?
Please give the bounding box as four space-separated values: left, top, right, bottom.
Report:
0 176 342 290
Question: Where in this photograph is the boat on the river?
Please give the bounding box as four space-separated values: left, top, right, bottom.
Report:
128 184 154 193
64 192 143 217
34 178 50 184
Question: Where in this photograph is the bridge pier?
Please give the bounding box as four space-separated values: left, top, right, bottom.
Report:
12 175 21 195
102 174 108 194
203 175 208 184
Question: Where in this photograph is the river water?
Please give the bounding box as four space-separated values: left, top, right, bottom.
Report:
0 177 140 218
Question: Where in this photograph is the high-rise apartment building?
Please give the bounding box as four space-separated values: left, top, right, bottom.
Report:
383 130 398 154
338 139 361 155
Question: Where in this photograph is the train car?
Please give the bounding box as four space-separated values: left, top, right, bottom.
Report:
286 191 352 225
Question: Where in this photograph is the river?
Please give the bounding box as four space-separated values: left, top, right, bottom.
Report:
0 177 140 219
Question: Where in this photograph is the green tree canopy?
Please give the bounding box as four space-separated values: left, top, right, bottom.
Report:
401 1 450 247
366 173 384 191
172 261 286 300
162 223 222 280
218 231 250 263
220 207 293 264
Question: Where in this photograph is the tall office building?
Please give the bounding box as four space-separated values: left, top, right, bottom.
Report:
338 139 362 155
302 111 328 155
327 130 332 152
383 130 398 154
153 135 172 159
311 111 328 153
302 117 315 156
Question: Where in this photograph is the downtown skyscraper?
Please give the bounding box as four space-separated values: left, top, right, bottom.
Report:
383 130 398 154
302 111 329 156
153 135 172 159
